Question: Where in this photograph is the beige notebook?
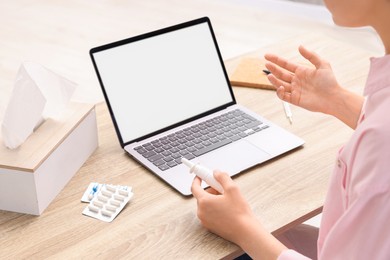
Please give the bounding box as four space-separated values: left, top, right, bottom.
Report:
229 57 276 90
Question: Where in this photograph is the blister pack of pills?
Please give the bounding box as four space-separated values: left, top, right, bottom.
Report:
81 182 133 222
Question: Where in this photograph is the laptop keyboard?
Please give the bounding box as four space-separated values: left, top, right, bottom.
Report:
134 109 269 171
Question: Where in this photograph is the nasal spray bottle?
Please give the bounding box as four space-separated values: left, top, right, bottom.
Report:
181 158 224 194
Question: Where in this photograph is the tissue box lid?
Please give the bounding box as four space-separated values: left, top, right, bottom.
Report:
0 102 95 172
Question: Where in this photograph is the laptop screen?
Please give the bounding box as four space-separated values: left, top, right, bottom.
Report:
91 18 235 146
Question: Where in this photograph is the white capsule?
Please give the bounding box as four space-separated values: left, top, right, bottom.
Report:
101 189 113 198
110 200 121 207
88 205 100 213
106 185 117 193
93 200 104 208
105 205 117 212
97 195 108 203
118 189 129 197
114 194 125 202
101 210 112 218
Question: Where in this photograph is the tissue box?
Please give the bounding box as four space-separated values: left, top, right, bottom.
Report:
0 102 98 215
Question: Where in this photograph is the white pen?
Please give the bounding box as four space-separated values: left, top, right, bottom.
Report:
283 101 293 124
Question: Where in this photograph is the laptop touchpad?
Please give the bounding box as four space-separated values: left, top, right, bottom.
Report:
196 140 271 175
246 127 304 155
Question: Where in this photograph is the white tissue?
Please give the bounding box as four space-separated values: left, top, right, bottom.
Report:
1 62 76 149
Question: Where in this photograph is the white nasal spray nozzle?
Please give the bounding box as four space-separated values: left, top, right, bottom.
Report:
181 158 224 194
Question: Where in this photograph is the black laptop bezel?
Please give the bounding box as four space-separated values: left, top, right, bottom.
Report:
90 17 236 148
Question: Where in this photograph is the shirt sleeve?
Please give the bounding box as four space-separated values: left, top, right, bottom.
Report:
278 249 311 260
357 97 367 124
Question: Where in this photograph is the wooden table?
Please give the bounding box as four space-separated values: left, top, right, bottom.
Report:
0 33 379 259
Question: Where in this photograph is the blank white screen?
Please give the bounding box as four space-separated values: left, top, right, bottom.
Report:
93 22 233 143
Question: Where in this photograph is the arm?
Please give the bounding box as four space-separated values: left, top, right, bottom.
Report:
264 46 364 129
191 171 287 260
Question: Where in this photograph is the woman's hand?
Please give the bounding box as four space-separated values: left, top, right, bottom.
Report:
265 45 340 115
191 171 255 244
265 45 364 129
191 171 286 259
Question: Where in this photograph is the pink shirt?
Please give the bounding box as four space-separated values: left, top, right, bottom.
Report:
279 55 390 260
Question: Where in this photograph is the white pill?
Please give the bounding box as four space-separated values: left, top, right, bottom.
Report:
88 205 100 213
114 194 125 202
105 205 117 212
93 200 104 208
118 189 129 197
97 195 108 203
101 189 112 198
106 185 116 193
101 210 112 218
110 200 121 207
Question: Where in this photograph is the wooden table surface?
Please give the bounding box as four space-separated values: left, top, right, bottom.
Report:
0 32 379 259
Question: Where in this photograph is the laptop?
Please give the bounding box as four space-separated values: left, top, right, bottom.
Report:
90 17 304 196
